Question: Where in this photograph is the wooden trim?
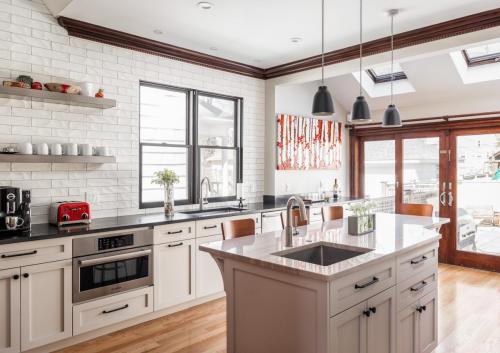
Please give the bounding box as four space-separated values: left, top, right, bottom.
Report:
57 8 500 80
57 17 266 79
462 49 500 67
365 69 408 84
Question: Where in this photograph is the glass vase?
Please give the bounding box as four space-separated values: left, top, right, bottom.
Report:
164 184 175 217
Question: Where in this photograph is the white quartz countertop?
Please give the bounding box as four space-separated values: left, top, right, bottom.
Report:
199 213 449 281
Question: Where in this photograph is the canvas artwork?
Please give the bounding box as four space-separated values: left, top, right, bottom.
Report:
276 114 342 170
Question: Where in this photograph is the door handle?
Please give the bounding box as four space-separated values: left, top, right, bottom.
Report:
1 250 37 258
102 304 129 314
410 280 428 292
354 276 379 289
439 192 446 206
448 192 453 207
78 249 151 267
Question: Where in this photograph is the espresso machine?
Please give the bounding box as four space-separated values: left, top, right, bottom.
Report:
0 186 31 237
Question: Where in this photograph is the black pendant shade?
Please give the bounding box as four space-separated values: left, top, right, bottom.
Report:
351 96 371 122
312 85 334 116
382 104 402 127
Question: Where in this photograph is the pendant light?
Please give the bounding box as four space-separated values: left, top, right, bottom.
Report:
382 9 402 127
312 0 334 116
350 0 371 123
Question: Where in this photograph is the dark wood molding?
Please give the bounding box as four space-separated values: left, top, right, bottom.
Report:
58 8 500 80
57 17 266 79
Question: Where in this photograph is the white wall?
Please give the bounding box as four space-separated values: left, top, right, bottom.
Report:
0 0 265 223
271 81 349 196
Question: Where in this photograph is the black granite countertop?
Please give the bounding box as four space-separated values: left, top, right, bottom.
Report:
0 197 362 245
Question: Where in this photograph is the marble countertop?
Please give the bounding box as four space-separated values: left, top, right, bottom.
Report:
200 213 449 281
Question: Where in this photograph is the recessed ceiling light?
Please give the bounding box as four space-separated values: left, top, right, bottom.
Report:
153 29 163 35
209 46 218 51
290 37 303 43
197 1 214 10
253 59 262 63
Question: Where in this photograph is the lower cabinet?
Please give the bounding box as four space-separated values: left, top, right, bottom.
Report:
397 290 438 353
330 286 396 353
154 239 195 311
0 260 72 353
261 211 284 233
195 235 224 298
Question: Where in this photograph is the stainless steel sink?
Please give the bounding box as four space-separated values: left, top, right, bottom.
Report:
274 243 372 266
180 207 247 217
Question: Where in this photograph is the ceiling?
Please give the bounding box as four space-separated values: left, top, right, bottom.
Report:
44 0 500 68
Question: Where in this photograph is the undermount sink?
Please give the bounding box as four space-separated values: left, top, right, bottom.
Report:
274 243 372 266
180 207 247 217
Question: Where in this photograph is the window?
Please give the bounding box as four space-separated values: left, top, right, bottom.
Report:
139 82 243 208
462 43 500 67
366 63 407 84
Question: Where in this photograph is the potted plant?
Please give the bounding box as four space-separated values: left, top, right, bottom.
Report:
151 169 179 217
348 201 377 235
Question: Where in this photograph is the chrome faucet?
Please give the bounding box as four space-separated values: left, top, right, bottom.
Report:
199 177 212 210
285 196 308 247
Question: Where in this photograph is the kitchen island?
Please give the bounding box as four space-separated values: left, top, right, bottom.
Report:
200 213 449 353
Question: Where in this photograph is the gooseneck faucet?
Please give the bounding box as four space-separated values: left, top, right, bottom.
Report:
199 177 212 210
285 196 308 247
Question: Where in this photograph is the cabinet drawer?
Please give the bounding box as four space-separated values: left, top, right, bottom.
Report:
397 243 438 283
0 238 72 270
261 211 284 233
397 267 437 311
308 207 323 224
330 258 396 316
73 286 153 335
196 213 261 238
154 221 195 244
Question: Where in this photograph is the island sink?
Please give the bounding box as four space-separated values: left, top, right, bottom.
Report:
274 243 372 266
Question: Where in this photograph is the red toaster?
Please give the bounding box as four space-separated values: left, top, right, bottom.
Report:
49 201 91 226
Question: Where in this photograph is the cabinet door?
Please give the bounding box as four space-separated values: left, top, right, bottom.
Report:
196 235 224 298
154 239 195 310
330 301 367 353
366 287 396 353
261 211 284 233
0 268 20 353
20 260 72 351
417 290 438 353
397 304 418 353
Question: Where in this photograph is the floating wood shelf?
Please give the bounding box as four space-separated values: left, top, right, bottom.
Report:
0 154 116 164
0 86 116 109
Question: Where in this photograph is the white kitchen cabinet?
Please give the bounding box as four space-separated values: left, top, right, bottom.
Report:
0 268 20 353
20 260 72 351
261 211 284 233
195 234 224 298
330 301 367 353
154 239 195 310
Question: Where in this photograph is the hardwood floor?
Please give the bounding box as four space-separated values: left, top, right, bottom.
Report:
57 264 499 353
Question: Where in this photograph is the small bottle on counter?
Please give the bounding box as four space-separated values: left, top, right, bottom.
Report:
332 178 339 200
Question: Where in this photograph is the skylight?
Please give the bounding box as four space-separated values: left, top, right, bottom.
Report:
462 42 500 67
366 63 408 84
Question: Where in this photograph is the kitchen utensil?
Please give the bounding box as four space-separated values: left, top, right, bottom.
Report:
63 143 78 156
49 201 91 226
5 215 24 230
50 143 62 156
78 144 92 156
93 146 110 156
16 142 33 155
33 143 49 155
44 83 81 94
79 82 95 97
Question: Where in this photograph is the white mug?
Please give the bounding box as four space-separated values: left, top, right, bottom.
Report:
63 143 78 156
78 144 92 156
17 142 32 155
50 143 62 156
33 143 49 155
93 146 110 156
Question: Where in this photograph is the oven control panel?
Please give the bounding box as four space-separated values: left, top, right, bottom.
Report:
98 234 134 251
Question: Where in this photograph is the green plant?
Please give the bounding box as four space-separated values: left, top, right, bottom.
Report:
151 169 180 187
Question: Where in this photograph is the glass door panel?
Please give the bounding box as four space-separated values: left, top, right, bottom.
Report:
402 137 441 216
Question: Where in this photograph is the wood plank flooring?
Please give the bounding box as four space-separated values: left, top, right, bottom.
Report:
57 264 499 353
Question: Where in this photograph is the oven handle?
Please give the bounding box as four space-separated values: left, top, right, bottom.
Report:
77 249 152 267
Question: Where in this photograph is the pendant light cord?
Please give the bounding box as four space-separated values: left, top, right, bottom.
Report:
390 13 394 105
321 0 325 85
359 0 363 96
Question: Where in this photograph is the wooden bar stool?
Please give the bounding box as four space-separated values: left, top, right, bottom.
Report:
322 205 343 222
280 209 309 228
221 218 256 240
399 203 433 217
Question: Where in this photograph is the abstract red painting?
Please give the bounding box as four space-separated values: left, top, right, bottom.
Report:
276 114 342 170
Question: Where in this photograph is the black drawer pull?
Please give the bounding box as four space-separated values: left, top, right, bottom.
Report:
312 212 322 216
203 225 217 229
410 281 428 292
168 242 184 248
416 305 427 313
410 255 428 265
102 304 129 314
13 274 20 280
354 276 379 289
1 250 37 258
369 307 376 314
262 214 281 218
167 230 183 234
23 273 29 278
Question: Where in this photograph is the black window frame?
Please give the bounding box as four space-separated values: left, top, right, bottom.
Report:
366 68 408 84
462 49 500 67
139 81 243 209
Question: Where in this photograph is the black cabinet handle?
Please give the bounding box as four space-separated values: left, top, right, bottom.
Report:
410 255 428 265
102 304 129 314
369 307 377 314
410 281 428 292
203 225 217 229
13 274 20 280
168 242 184 248
23 273 29 278
1 250 37 258
363 310 371 317
416 305 427 313
167 230 183 234
355 276 379 289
